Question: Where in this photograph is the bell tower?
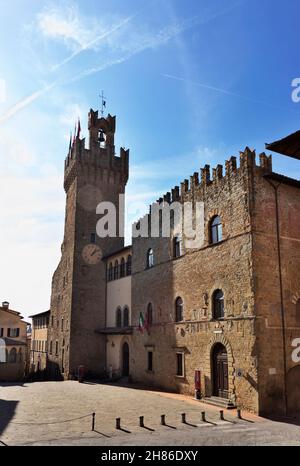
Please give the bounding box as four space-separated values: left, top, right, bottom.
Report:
48 109 129 379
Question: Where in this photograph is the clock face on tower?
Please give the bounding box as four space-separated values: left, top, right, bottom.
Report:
82 244 102 265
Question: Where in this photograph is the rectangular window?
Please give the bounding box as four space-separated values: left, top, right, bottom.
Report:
176 353 184 377
8 328 19 338
0 328 3 337
55 341 58 356
147 351 153 372
51 316 54 327
90 233 96 244
61 318 64 332
49 341 52 355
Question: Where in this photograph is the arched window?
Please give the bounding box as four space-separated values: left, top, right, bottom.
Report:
9 348 17 363
120 258 126 278
114 260 119 280
147 303 153 326
296 299 300 322
213 289 224 319
108 263 113 281
175 297 184 322
210 215 222 244
173 236 182 258
147 249 154 269
116 308 122 327
18 348 23 363
123 307 129 327
126 255 132 276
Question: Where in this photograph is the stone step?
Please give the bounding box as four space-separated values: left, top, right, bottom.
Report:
202 396 236 409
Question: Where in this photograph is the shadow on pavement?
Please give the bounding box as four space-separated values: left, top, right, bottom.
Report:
0 399 18 437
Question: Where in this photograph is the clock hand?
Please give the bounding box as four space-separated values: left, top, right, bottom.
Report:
90 248 98 256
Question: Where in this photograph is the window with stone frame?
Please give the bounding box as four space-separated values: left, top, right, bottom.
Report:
176 352 184 377
175 297 184 322
108 263 113 281
147 303 153 326
126 255 132 276
123 307 129 327
210 215 222 244
173 236 182 258
147 248 154 269
212 289 225 319
147 351 153 372
116 308 122 327
120 258 126 278
114 260 119 280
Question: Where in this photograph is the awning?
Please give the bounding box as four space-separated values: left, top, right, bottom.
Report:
265 130 300 160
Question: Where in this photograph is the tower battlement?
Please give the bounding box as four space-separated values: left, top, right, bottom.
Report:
64 111 129 192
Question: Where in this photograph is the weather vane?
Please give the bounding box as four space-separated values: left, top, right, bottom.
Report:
99 91 107 117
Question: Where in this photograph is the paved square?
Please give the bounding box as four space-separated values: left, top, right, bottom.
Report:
0 381 300 446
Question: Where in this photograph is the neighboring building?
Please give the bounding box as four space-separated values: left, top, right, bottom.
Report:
29 310 50 372
98 246 132 379
0 301 29 381
47 106 300 416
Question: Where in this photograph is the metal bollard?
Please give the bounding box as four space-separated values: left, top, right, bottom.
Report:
219 410 224 421
201 411 206 422
139 416 144 428
116 418 121 430
237 409 242 419
92 412 96 431
161 414 166 426
181 413 186 424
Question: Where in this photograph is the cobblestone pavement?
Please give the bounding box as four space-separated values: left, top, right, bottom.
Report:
0 381 299 446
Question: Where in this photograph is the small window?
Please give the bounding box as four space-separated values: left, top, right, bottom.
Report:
176 353 184 377
120 258 126 278
126 255 132 276
9 348 17 364
116 308 122 327
0 328 3 338
147 303 153 326
108 263 113 281
173 236 182 258
213 289 224 319
61 318 64 332
210 216 222 244
175 297 184 322
49 341 53 355
114 260 119 280
51 316 54 327
123 307 129 327
147 249 154 269
90 233 96 244
148 351 153 372
55 341 58 356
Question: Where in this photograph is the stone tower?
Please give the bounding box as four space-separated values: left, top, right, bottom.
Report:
47 109 129 379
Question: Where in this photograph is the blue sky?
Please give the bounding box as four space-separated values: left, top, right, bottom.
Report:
0 0 300 318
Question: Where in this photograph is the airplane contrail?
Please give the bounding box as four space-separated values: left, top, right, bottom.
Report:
0 82 56 124
51 14 136 72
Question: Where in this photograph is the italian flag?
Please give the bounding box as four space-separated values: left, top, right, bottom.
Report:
138 312 145 333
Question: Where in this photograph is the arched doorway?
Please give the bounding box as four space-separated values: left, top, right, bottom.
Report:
287 365 300 414
212 343 228 398
122 342 129 377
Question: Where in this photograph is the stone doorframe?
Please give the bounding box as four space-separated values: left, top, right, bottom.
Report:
203 334 236 402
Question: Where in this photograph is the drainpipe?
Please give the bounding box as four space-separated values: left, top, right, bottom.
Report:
265 178 288 415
